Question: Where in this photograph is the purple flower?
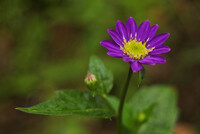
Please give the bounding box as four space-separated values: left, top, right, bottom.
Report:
100 17 170 72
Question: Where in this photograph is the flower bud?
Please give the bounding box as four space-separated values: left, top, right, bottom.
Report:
84 73 98 91
138 112 146 122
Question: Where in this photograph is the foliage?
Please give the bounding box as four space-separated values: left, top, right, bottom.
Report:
105 85 178 134
88 55 113 95
17 90 114 118
17 56 178 134
126 85 178 134
17 56 115 118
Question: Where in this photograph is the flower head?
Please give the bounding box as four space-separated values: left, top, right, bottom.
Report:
100 17 170 72
84 73 98 91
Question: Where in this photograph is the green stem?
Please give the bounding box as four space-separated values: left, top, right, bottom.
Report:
118 67 132 134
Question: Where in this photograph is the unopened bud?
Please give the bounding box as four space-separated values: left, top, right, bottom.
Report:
138 112 146 122
84 73 98 91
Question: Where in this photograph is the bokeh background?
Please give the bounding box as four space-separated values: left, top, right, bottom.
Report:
0 0 199 134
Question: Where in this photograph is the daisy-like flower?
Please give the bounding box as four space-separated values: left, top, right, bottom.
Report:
100 17 170 72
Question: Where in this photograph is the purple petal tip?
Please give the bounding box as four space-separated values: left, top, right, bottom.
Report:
144 20 150 23
107 29 112 33
155 24 159 27
128 17 133 19
165 33 170 38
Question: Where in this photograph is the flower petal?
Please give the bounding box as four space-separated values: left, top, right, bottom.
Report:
149 45 171 55
146 24 159 41
138 57 156 65
122 55 134 62
147 33 170 48
143 55 166 64
136 20 150 42
152 55 166 63
100 40 120 52
115 21 128 41
126 17 137 40
130 61 143 72
107 51 123 58
139 55 166 64
107 29 124 46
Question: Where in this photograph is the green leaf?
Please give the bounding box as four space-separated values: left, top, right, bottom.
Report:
104 96 119 113
103 85 178 134
126 85 178 134
17 90 114 118
104 95 131 115
88 55 113 94
138 67 145 87
104 95 134 132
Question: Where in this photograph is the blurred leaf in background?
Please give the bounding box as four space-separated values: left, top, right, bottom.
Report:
106 85 178 134
127 85 178 134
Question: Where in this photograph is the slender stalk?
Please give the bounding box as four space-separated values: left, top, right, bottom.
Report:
118 67 132 134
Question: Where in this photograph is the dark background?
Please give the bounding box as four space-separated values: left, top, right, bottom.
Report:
0 0 199 134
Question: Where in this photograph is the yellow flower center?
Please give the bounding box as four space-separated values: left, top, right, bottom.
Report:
121 37 154 60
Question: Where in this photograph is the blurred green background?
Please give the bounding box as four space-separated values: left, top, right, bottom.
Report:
0 0 199 134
